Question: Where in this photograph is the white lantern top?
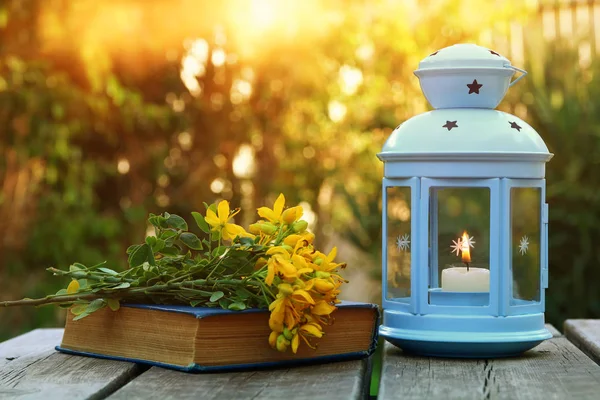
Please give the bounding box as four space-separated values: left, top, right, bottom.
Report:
413 43 526 109
378 43 552 179
380 109 550 158
416 43 512 70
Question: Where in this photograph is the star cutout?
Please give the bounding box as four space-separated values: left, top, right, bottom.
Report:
429 51 439 56
489 50 500 56
467 79 483 94
443 120 458 131
509 121 522 131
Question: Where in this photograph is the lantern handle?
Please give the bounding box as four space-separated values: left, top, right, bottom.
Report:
508 66 527 87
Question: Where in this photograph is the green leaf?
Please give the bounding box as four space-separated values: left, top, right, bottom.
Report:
98 267 118 276
77 279 88 289
160 230 178 239
160 230 178 246
212 246 227 258
126 244 142 255
160 246 180 256
210 291 225 302
71 304 88 316
238 237 254 246
152 238 165 253
145 236 157 247
148 214 167 228
180 232 202 250
166 214 188 231
228 302 247 311
73 312 90 321
190 299 203 307
69 263 85 272
107 299 120 311
56 289 68 295
218 298 231 309
191 211 210 233
235 288 251 300
86 299 106 314
112 282 130 289
128 243 155 268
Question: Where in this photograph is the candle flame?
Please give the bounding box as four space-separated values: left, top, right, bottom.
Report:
461 231 471 263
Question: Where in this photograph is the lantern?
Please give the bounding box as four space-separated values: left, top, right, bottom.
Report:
378 44 553 357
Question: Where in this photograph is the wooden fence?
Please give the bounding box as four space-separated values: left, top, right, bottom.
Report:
492 0 600 66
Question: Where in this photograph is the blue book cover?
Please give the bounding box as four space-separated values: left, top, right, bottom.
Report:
56 301 379 373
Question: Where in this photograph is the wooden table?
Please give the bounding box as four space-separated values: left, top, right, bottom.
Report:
1 322 600 399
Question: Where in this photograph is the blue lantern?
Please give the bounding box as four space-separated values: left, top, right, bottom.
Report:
378 44 553 358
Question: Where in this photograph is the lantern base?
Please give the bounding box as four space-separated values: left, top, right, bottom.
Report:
382 335 546 358
379 310 553 358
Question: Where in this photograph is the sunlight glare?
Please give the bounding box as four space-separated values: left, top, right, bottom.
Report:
328 100 347 123
339 65 363 96
232 144 256 179
211 48 227 67
299 201 317 229
117 158 130 174
210 178 226 194
180 38 209 97
250 0 278 28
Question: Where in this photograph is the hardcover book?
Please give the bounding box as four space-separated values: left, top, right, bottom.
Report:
56 301 379 372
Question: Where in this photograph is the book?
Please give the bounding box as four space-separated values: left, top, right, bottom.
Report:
56 301 379 372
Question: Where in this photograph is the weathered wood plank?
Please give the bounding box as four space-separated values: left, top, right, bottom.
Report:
108 358 371 400
545 323 562 338
0 330 145 399
0 329 63 367
380 327 600 400
565 319 600 365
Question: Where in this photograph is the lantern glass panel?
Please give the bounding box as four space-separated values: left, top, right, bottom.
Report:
511 187 541 303
429 187 491 304
386 186 412 302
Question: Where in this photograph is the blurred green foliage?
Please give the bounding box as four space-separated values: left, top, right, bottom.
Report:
0 0 598 340
520 37 600 324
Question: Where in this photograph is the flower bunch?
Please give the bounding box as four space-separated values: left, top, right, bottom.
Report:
250 194 346 353
0 194 347 354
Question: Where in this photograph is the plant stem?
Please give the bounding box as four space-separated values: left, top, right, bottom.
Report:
0 293 107 307
0 278 265 308
48 268 134 283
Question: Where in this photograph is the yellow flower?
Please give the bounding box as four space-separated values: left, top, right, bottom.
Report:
313 247 346 272
254 257 267 271
281 206 303 224
291 254 313 275
66 279 80 294
311 278 336 293
291 322 324 353
283 231 315 247
268 283 315 332
205 200 253 241
269 331 279 348
312 300 337 316
258 193 286 223
265 247 298 285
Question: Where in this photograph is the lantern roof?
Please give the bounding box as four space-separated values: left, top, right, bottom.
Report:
416 43 512 71
378 108 552 163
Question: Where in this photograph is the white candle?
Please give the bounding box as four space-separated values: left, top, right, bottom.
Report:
441 267 490 292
